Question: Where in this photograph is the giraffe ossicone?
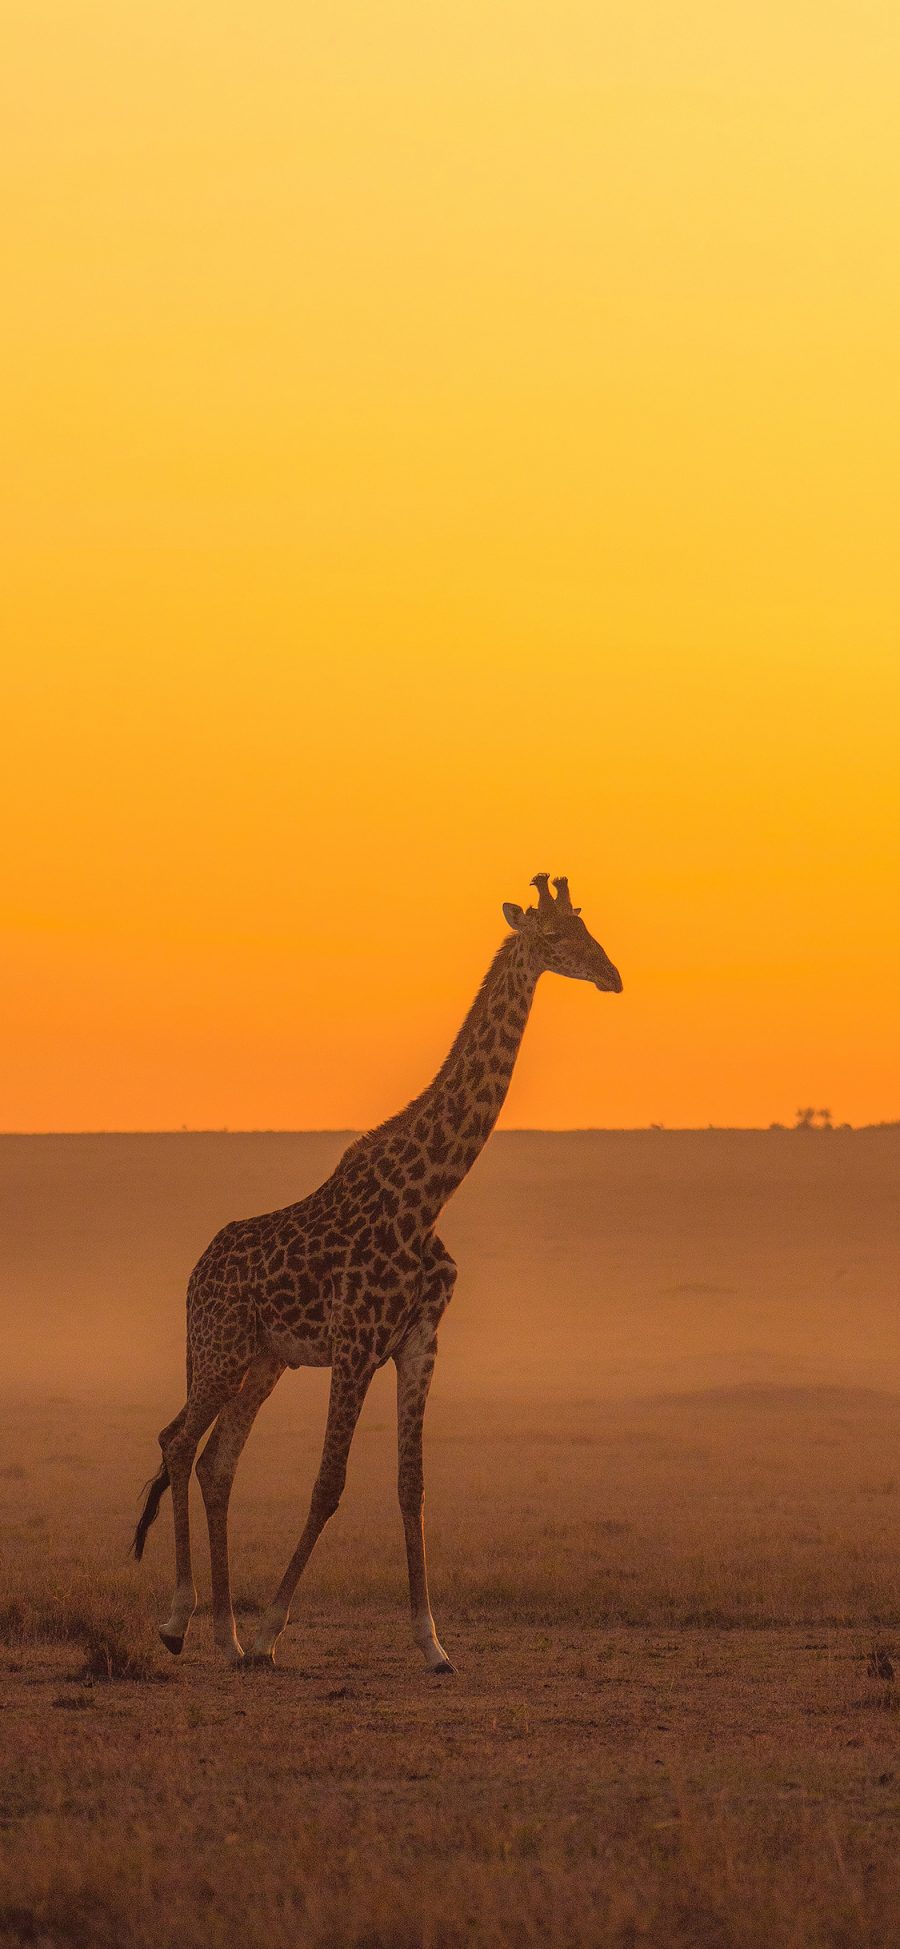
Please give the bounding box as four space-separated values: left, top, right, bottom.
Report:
132 876 622 1669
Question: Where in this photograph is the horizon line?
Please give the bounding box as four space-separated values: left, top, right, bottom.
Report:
2 1122 898 1138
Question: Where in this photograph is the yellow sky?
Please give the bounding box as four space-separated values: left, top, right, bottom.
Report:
2 2 898 1130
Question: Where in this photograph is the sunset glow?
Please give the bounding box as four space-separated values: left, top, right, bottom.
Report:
3 2 898 1130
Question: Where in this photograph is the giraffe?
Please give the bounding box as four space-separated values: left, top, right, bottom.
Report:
132 874 622 1670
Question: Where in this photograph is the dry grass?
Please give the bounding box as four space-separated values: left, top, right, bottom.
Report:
2 1619 900 1949
5 1384 900 1639
2 1386 900 1948
0 1560 163 1681
2 1130 900 1945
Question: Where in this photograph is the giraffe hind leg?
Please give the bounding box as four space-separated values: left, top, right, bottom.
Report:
196 1349 285 1665
157 1375 247 1655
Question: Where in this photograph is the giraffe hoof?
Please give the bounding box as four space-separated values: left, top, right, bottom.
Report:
431 1656 455 1675
159 1630 184 1657
241 1650 276 1671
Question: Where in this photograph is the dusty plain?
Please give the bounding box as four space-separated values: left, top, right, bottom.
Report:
1 1129 899 1947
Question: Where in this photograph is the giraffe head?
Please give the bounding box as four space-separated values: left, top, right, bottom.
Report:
502 874 623 992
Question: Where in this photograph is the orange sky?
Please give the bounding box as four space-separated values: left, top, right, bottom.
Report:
2 2 899 1131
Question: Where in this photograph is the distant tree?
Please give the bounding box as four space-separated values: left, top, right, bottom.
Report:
794 1106 816 1129
816 1107 833 1130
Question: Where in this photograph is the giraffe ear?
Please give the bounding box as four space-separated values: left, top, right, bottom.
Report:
502 902 527 931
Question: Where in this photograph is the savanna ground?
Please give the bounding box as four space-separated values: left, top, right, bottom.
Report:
1 1130 899 1947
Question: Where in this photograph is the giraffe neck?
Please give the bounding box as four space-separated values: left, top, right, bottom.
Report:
350 933 542 1222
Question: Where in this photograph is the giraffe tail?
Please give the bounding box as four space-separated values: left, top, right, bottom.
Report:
132 1459 170 1561
132 1325 194 1561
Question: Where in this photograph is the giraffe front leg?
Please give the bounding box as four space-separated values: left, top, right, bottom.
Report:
245 1350 375 1668
395 1326 453 1675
